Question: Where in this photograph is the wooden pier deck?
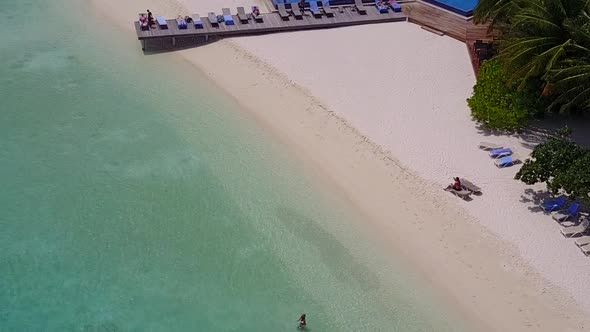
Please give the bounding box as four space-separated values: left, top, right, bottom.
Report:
135 6 407 51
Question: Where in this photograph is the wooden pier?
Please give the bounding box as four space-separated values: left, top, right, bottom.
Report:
135 5 407 51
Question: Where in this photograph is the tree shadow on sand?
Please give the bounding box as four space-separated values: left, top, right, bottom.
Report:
474 116 590 150
520 188 555 213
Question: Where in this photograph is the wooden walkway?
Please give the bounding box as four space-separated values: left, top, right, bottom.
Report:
136 6 406 51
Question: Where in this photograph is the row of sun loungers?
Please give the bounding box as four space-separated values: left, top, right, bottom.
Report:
142 1 394 32
479 142 590 255
478 143 522 168
282 1 338 20
538 195 590 255
147 6 262 31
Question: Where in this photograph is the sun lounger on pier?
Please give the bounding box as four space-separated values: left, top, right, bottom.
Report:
494 154 521 168
309 1 322 17
375 0 389 13
277 3 290 20
389 0 402 12
222 8 235 25
561 218 589 237
553 202 580 222
193 14 203 28
156 16 168 29
208 12 219 26
479 142 503 150
252 6 263 22
291 3 303 19
460 178 482 194
176 17 187 29
322 0 335 17
354 0 367 14
237 7 249 23
575 236 590 248
488 148 512 158
540 196 567 212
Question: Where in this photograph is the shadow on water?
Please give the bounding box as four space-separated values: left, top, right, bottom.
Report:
140 31 295 55
275 206 381 293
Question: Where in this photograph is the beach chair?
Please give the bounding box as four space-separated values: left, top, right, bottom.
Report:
575 236 590 248
277 3 290 20
322 0 335 17
354 0 367 14
445 188 472 200
237 7 249 23
494 154 521 168
291 3 303 19
309 1 322 17
193 14 203 28
222 8 235 25
176 17 187 29
580 243 590 256
156 16 168 29
208 12 219 26
552 202 580 222
389 0 402 12
488 148 512 158
560 218 589 237
460 178 482 194
252 6 264 22
375 0 389 13
540 196 567 212
479 142 503 150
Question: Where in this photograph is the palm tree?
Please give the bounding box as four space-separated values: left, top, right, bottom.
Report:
549 18 590 112
473 0 517 26
497 0 590 86
474 0 590 113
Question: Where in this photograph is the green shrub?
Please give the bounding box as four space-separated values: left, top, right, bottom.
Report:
515 128 590 202
467 59 542 131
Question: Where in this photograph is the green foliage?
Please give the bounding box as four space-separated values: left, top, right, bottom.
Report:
515 128 590 201
552 154 590 198
467 59 542 130
473 0 516 26
474 0 590 115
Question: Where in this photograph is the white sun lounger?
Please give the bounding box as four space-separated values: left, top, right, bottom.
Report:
580 244 590 256
561 219 589 237
445 188 472 200
479 141 503 150
460 178 482 194
575 236 590 248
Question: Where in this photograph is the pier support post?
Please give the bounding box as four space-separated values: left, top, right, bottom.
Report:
172 37 176 47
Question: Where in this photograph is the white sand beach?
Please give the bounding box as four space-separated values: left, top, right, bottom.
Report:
93 0 590 330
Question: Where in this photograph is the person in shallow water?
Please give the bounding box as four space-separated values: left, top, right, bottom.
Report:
298 314 307 329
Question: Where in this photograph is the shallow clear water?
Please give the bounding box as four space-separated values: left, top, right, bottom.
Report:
1 0 468 331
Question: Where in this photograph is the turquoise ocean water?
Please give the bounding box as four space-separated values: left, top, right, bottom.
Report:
0 1 468 331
